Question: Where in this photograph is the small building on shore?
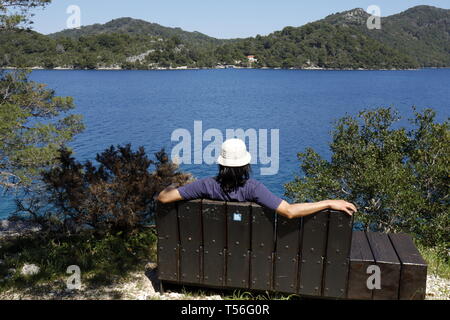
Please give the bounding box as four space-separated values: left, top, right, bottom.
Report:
246 55 258 63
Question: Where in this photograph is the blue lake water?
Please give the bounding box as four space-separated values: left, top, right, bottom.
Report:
1 69 449 218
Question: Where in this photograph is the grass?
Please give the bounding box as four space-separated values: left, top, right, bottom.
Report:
0 228 157 292
417 244 450 279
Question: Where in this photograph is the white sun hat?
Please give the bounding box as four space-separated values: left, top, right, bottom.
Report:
217 138 252 167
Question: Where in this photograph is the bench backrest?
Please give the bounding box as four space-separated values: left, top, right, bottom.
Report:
156 199 353 298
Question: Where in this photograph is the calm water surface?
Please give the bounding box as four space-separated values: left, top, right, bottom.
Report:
1 69 449 218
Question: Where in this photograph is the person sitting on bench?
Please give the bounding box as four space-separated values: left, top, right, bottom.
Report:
158 138 357 218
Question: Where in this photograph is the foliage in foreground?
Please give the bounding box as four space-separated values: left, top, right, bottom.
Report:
17 144 192 234
0 228 156 290
0 0 50 30
1 1 84 190
0 69 84 189
2 144 188 291
286 107 449 259
418 245 450 279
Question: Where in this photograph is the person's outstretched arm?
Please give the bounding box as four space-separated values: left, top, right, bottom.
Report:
157 185 183 203
276 199 357 218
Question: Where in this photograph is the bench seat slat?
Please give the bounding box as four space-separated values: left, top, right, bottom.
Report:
202 200 227 287
323 210 353 298
274 215 300 293
155 202 180 282
298 211 328 296
347 231 375 300
389 233 427 300
226 202 251 289
250 204 276 291
366 231 401 300
178 200 202 284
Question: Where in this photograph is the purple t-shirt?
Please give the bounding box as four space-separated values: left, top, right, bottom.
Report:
178 177 283 211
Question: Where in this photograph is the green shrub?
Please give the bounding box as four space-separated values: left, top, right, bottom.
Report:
285 107 449 259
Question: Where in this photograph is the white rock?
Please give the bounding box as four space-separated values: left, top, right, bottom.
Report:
21 263 40 276
168 292 183 299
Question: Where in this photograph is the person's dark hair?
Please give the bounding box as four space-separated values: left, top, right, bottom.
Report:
215 164 251 193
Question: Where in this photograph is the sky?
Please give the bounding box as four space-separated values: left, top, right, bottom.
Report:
30 0 450 38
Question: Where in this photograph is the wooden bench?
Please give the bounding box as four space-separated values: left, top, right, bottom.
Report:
155 200 427 300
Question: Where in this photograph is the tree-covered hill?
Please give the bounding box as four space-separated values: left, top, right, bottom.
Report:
324 6 450 67
1 5 449 69
214 21 418 69
49 17 223 45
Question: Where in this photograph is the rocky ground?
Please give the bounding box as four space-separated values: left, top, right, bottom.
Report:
0 263 448 300
425 274 450 300
0 219 42 239
1 219 448 300
0 263 222 300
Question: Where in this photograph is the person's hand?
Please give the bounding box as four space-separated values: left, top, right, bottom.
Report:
326 200 357 216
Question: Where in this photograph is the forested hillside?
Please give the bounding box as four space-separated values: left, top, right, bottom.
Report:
324 6 450 67
0 5 449 69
